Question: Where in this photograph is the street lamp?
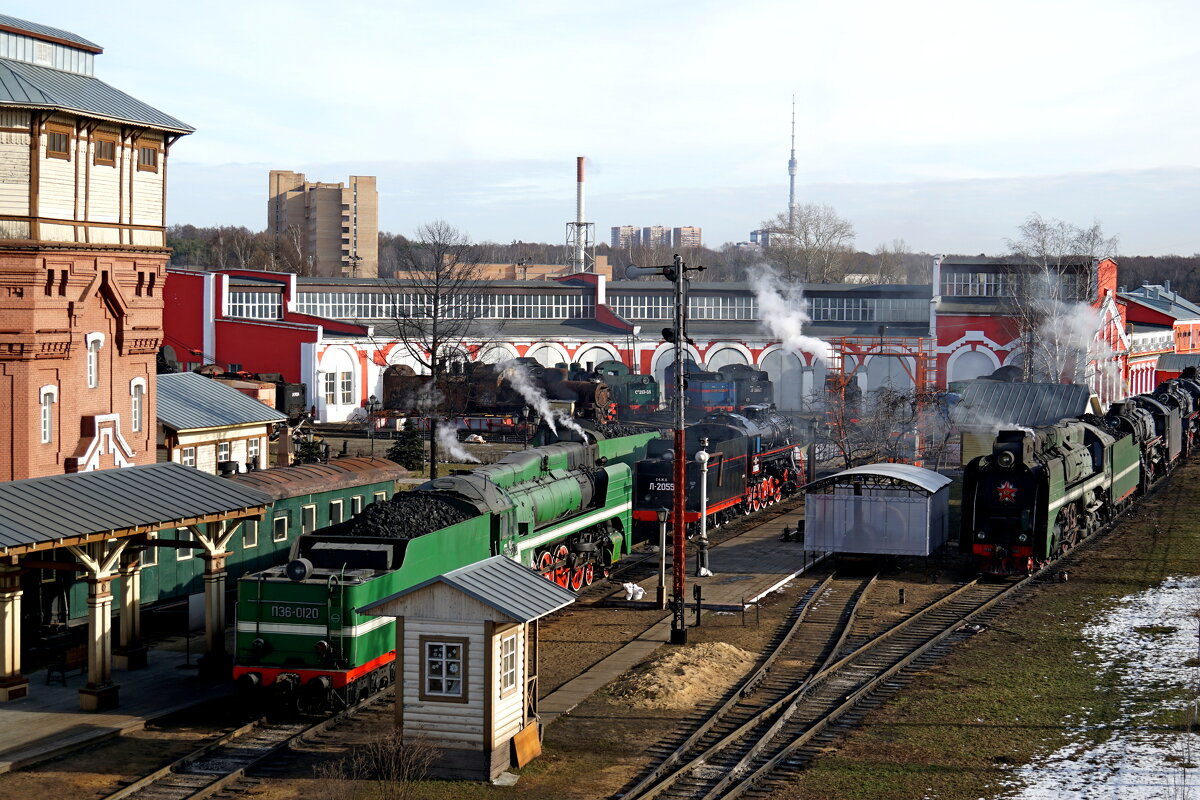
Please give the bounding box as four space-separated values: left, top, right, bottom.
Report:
695 444 711 577
627 254 705 645
655 508 669 609
365 394 381 457
521 406 530 450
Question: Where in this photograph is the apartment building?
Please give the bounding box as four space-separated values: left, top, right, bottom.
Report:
268 171 379 279
672 226 702 248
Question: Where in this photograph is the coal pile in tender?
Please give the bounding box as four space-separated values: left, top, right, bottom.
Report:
594 422 662 438
344 494 472 539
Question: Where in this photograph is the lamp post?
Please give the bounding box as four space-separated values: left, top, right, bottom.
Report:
365 394 380 457
521 406 530 450
627 254 704 644
655 508 669 609
695 443 710 577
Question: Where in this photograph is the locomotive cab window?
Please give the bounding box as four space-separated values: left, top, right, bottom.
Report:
330 499 344 524
351 495 363 515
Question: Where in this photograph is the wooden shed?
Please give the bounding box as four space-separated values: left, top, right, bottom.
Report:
358 556 575 781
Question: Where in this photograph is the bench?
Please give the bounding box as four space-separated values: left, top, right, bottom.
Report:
45 644 88 686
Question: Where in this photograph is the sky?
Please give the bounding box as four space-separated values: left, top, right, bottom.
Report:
11 0 1200 255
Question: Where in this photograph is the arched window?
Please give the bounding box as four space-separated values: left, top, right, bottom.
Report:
85 333 104 389
131 381 145 432
39 385 57 444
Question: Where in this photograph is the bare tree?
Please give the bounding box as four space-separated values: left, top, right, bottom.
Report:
870 239 911 284
759 204 857 283
313 730 438 800
386 220 500 479
1004 214 1119 382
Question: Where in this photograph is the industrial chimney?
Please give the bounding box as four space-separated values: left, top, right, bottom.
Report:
565 156 595 273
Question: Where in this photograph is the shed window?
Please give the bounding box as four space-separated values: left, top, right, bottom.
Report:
181 447 196 467
46 126 70 160
330 499 343 524
339 371 353 405
94 137 116 166
247 437 260 466
217 441 230 462
137 145 158 172
301 504 317 534
323 372 336 404
351 495 363 515
421 638 467 701
499 632 518 694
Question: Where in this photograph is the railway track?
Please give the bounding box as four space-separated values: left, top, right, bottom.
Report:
100 688 391 800
619 572 876 800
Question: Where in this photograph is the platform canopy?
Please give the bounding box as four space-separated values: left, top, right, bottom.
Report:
359 556 576 622
0 462 273 556
805 463 952 495
1156 354 1200 372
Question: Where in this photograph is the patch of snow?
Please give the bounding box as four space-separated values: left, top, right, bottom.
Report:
999 576 1200 799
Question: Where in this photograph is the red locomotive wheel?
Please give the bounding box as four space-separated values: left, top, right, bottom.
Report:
554 544 571 588
584 563 595 585
570 566 585 591
538 550 554 580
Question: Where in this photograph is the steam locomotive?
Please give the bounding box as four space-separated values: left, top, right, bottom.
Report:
961 371 1200 575
632 406 808 538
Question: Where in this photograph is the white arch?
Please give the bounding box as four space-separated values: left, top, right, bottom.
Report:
477 342 520 364
705 344 752 371
864 355 915 391
760 349 807 411
572 343 621 369
317 346 358 420
650 342 703 389
1003 348 1025 368
524 342 570 368
946 347 1001 384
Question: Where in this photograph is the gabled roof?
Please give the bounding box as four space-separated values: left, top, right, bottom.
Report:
1119 284 1200 321
0 57 193 133
0 14 102 52
951 381 1093 429
157 372 287 432
805 463 952 495
358 556 576 622
0 462 273 554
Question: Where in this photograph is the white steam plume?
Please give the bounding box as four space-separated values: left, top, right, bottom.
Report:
749 268 834 363
436 422 480 463
500 360 589 441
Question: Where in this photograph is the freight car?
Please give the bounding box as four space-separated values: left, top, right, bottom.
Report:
631 407 807 538
960 383 1196 575
232 429 658 709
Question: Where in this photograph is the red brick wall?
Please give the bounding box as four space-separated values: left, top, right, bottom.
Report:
0 249 165 481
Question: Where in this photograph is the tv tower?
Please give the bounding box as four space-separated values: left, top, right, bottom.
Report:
788 96 798 227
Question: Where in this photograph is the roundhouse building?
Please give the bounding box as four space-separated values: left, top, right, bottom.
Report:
162 267 932 421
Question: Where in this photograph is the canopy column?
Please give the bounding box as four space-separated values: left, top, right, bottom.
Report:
0 564 28 701
114 549 147 671
68 541 126 711
189 521 240 678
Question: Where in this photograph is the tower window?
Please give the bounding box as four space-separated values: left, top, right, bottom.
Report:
46 126 71 160
40 392 55 443
131 383 144 432
137 146 158 172
87 339 101 388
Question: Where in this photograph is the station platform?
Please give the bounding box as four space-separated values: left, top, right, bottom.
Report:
541 508 822 723
0 635 232 774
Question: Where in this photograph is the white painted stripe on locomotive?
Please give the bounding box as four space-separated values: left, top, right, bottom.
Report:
515 502 633 555
1046 469 1126 514
237 614 393 638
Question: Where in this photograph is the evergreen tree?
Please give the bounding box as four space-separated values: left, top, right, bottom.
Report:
386 418 425 472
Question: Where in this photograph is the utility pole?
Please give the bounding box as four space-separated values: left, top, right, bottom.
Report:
626 254 704 644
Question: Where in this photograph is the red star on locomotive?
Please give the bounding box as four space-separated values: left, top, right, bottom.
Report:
997 481 1017 502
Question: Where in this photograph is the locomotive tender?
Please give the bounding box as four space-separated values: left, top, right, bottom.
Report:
962 373 1200 575
233 429 656 709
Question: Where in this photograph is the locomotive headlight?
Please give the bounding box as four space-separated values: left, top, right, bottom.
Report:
1018 534 1028 542
315 640 331 655
997 451 1016 468
976 531 986 540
